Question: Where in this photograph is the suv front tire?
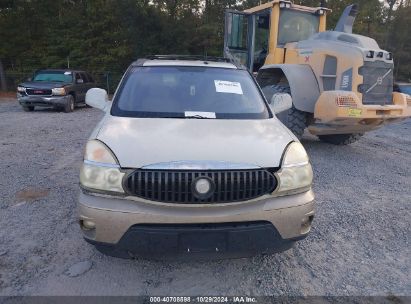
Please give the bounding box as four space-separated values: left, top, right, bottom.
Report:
64 95 75 113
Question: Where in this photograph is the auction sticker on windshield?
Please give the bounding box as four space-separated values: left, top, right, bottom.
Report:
185 111 216 118
214 80 243 95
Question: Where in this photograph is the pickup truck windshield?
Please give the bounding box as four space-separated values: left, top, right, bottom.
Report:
111 66 270 119
33 71 73 83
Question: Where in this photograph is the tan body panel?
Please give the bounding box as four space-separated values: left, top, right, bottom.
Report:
279 44 411 132
260 1 327 66
284 43 364 97
310 91 410 135
79 190 315 244
96 116 294 169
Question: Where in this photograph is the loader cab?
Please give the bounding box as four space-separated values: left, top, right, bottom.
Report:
224 0 328 72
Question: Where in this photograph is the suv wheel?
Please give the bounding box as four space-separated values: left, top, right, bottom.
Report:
64 95 75 113
22 106 34 112
318 133 363 145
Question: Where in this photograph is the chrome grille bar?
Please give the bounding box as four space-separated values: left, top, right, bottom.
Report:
124 169 277 204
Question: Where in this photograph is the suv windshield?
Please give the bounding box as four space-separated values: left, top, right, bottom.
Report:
112 66 270 119
33 71 73 83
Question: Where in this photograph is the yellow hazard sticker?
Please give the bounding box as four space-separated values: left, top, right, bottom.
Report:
348 108 362 117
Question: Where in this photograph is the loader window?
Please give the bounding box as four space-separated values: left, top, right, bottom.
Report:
278 10 319 46
227 14 248 50
226 13 249 66
253 14 270 72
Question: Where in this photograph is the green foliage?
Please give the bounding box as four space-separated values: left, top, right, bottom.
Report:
0 0 410 90
389 5 411 80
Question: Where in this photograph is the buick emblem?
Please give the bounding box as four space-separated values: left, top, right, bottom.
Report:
196 178 212 194
192 177 215 200
377 77 383 85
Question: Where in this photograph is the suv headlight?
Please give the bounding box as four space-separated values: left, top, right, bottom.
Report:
80 140 125 193
275 142 313 195
52 87 66 96
17 86 26 93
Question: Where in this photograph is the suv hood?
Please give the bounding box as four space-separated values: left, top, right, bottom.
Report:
96 116 294 169
19 81 69 89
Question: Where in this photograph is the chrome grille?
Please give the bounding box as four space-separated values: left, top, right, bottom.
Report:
124 169 277 204
26 88 52 96
358 61 393 105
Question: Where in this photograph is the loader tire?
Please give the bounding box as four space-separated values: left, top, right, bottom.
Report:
269 84 307 139
284 107 307 139
318 133 363 145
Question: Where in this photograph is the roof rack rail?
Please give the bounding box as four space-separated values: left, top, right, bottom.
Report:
146 54 229 62
134 54 246 69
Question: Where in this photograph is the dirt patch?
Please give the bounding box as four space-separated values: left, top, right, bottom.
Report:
0 92 16 99
15 188 49 202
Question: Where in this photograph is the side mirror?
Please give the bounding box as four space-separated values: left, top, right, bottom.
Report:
27 77 32 82
76 78 84 84
86 88 108 111
269 93 292 114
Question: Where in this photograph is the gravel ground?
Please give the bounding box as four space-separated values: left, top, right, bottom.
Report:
0 99 410 297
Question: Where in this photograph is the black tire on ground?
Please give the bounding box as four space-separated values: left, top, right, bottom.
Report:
268 84 307 139
318 133 364 145
22 106 34 112
283 106 307 139
64 95 75 113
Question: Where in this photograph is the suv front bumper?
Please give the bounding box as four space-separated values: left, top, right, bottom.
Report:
78 190 315 259
18 94 70 107
311 91 411 135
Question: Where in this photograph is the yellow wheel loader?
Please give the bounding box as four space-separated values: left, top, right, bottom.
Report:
224 0 411 144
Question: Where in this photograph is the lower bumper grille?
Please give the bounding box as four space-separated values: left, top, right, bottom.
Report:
124 169 277 204
87 221 297 259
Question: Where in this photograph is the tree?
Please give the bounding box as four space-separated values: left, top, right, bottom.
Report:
0 0 410 91
387 4 411 80
0 60 6 91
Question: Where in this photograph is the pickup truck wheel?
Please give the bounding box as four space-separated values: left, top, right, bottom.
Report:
22 106 34 112
64 95 75 113
267 84 307 139
318 133 363 145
